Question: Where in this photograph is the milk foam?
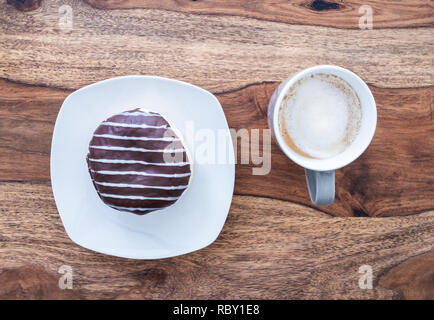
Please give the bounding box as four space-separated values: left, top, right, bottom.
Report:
280 74 361 159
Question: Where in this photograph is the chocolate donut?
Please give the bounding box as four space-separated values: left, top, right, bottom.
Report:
87 108 192 215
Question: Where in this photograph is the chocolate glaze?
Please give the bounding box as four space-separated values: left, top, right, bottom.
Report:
87 108 192 215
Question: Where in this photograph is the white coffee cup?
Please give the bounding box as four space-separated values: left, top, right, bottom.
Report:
268 65 377 205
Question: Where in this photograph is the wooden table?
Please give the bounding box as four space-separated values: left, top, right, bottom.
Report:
0 0 433 299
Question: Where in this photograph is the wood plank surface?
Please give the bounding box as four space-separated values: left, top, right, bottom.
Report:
0 0 433 299
378 251 434 300
1 182 433 299
1 0 433 92
84 0 434 29
0 79 432 217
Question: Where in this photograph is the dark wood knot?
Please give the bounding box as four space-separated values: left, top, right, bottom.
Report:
309 0 341 11
353 209 369 217
7 0 42 12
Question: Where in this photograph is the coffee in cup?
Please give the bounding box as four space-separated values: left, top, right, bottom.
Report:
279 73 362 159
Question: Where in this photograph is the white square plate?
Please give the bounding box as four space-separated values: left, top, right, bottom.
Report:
51 76 235 259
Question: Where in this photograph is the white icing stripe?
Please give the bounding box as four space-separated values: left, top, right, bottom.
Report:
95 181 188 189
119 111 159 117
101 122 168 129
93 134 179 141
89 158 189 166
90 146 185 153
92 169 191 178
109 205 160 212
101 193 179 201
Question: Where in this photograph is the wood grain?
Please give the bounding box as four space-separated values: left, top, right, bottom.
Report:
84 0 434 29
0 182 433 299
1 0 433 299
378 251 434 299
0 266 82 299
1 79 432 217
0 0 433 92
0 80 68 181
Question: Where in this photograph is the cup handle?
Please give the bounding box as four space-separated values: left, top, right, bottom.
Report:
305 169 335 206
